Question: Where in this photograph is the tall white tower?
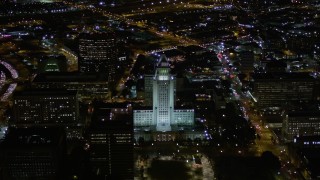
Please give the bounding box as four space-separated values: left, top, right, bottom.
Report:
133 55 194 133
153 55 175 131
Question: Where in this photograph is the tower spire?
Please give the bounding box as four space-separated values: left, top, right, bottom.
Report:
157 54 169 67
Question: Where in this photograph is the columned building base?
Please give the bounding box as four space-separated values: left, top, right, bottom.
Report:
134 129 204 142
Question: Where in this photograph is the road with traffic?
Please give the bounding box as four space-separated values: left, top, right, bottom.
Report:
217 49 304 180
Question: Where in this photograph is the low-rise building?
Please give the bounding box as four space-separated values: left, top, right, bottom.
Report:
283 110 320 142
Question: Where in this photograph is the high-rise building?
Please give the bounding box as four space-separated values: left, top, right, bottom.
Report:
87 103 133 179
12 89 81 139
90 101 132 122
0 127 66 180
32 72 108 100
282 110 320 142
134 55 194 132
251 72 320 108
78 33 118 82
152 56 175 132
143 75 154 106
239 51 255 74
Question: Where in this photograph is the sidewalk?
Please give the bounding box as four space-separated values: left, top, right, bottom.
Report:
134 153 215 180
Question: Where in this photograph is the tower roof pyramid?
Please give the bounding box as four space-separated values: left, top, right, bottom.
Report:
157 54 169 68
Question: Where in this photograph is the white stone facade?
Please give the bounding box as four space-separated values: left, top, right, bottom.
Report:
134 55 194 132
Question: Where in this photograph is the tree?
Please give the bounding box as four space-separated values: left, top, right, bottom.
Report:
260 151 281 171
138 137 145 146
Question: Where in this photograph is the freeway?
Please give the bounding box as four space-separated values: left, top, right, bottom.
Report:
0 60 18 102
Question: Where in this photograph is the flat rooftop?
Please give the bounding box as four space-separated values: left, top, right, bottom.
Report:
33 72 107 82
1 127 64 147
13 89 77 96
252 72 316 81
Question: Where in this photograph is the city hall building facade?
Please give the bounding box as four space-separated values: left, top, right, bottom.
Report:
134 55 197 141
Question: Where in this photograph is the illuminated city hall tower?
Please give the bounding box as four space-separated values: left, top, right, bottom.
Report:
153 55 175 131
134 55 194 132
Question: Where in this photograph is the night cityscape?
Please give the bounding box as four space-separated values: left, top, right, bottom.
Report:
0 0 320 179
